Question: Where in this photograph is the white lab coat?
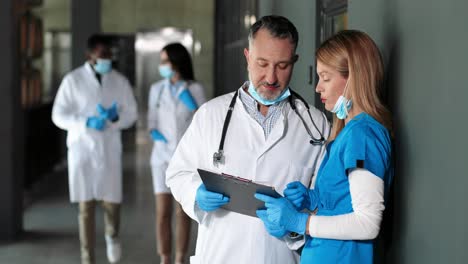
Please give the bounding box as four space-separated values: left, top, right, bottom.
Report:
52 63 138 203
147 79 206 167
166 87 330 264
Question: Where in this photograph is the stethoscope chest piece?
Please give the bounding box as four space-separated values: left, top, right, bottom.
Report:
213 150 225 167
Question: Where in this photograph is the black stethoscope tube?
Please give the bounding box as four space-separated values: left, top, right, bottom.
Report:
288 90 326 145
213 89 325 167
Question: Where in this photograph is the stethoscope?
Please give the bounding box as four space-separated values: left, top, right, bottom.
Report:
213 89 326 167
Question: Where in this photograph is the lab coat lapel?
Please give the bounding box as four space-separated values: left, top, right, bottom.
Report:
100 73 113 105
162 79 178 111
84 63 102 88
173 80 187 98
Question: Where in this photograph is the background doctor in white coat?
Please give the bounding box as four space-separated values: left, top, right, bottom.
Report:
148 43 206 264
166 15 330 264
52 34 138 264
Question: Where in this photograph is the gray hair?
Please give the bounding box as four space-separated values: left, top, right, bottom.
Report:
248 15 299 50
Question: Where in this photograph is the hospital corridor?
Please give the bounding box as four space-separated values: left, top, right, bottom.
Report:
1 0 468 264
0 128 198 263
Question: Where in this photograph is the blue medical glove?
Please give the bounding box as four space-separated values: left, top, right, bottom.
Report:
256 210 288 238
106 102 119 122
97 103 107 117
255 193 309 235
283 181 319 211
150 129 168 143
195 184 229 212
178 89 197 111
86 116 106 131
97 102 119 122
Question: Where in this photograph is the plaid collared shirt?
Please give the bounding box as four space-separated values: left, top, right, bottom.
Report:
238 82 287 139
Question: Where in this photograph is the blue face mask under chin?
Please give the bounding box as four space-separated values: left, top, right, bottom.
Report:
331 95 352 119
331 80 352 120
248 81 291 106
93 59 112 74
159 65 175 79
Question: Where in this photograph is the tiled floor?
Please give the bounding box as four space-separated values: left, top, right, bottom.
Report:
0 131 197 264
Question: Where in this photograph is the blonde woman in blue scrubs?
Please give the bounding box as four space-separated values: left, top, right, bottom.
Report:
256 30 393 263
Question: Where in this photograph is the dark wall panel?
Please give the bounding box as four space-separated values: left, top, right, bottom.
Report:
71 0 101 68
349 1 468 263
215 0 257 96
0 0 24 241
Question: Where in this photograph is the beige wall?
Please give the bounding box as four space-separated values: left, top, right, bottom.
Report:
33 0 71 31
32 0 215 97
30 0 71 99
101 0 215 98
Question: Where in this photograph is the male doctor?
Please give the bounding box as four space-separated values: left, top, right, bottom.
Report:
52 34 137 264
166 16 330 263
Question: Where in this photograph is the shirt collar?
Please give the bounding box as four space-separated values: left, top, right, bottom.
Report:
239 81 258 108
239 81 286 114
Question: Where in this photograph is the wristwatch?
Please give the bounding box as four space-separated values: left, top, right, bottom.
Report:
288 232 303 240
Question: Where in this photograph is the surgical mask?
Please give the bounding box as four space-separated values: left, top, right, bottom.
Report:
93 58 112 74
331 80 352 120
248 81 291 106
158 65 175 79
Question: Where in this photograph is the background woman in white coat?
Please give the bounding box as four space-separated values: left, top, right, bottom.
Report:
147 43 206 264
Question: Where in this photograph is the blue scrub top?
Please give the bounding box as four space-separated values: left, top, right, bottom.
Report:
301 112 393 264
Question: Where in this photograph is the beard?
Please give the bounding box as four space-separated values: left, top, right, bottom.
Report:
255 82 283 100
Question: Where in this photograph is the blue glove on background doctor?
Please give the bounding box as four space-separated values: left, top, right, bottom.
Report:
97 101 119 122
178 89 198 111
150 129 168 143
87 102 121 131
86 116 106 131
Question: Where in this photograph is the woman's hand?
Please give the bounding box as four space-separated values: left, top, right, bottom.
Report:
255 193 309 235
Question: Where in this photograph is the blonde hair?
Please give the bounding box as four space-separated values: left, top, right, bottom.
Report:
316 30 392 140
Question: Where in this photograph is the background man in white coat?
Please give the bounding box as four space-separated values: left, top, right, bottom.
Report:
52 34 138 264
166 15 330 264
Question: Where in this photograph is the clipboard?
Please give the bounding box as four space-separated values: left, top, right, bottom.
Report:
197 168 281 218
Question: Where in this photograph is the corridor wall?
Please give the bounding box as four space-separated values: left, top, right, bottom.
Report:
350 1 468 263
101 0 214 99
259 0 318 104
